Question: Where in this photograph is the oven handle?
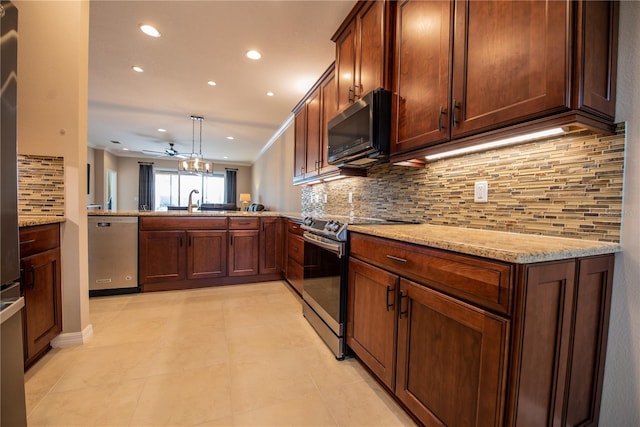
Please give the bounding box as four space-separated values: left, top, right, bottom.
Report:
303 233 344 258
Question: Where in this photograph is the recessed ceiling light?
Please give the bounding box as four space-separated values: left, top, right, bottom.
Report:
207 81 217 86
246 50 261 60
226 136 234 140
132 66 144 73
223 156 229 159
122 147 129 151
157 128 167 132
266 91 274 97
139 24 161 38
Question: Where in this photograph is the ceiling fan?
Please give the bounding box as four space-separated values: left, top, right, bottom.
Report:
142 143 187 158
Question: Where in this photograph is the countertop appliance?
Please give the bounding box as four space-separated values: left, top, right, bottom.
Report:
88 216 139 296
327 88 391 168
300 215 412 359
1 2 28 424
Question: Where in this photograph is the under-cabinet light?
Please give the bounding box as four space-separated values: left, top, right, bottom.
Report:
425 127 566 162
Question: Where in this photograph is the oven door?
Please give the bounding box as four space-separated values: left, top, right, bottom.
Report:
301 232 347 359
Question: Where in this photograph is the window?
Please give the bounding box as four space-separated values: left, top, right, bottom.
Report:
154 170 225 210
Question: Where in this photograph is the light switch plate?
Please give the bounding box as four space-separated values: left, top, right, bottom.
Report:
474 181 488 203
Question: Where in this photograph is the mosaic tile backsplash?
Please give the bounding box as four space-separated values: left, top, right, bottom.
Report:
17 155 65 216
302 124 625 243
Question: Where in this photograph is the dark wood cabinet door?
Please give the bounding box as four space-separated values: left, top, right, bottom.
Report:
347 257 398 389
335 19 357 112
139 230 186 283
356 0 385 98
320 67 338 174
506 261 577 427
396 278 509 427
305 87 321 177
186 230 227 279
21 248 62 365
228 230 259 276
451 0 568 138
392 0 452 153
293 108 306 180
259 218 283 275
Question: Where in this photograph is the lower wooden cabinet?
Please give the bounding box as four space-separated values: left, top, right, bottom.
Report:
19 223 62 368
285 219 304 294
347 258 398 389
139 216 282 291
396 278 508 427
348 232 614 427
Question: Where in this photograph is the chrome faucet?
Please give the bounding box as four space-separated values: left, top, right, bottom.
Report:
188 189 200 213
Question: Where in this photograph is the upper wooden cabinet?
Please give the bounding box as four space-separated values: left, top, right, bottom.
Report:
292 64 338 184
391 0 453 153
333 1 393 112
390 0 619 158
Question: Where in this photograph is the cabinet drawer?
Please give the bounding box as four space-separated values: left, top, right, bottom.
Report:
229 217 259 230
288 234 304 265
350 232 513 313
19 224 60 258
140 216 227 230
287 219 304 236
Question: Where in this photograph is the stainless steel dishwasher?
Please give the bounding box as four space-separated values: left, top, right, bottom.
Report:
88 216 139 296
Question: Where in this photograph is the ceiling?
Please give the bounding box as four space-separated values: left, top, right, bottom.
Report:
87 0 356 165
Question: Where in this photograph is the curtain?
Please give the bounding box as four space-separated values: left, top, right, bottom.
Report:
138 163 154 211
225 168 237 204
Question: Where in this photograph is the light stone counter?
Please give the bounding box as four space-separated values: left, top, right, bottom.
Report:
348 223 620 264
19 216 66 227
87 210 303 220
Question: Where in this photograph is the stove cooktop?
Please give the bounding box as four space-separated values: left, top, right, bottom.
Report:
301 215 420 242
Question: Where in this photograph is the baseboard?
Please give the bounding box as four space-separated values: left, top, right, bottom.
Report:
51 324 94 348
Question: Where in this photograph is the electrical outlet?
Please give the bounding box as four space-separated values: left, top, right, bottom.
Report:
348 192 353 204
474 181 488 203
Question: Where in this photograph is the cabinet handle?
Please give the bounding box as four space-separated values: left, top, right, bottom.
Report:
399 290 409 319
386 286 394 312
189 235 192 247
230 235 233 246
180 236 183 247
438 106 446 132
20 239 36 245
348 86 355 103
238 221 250 225
452 99 459 127
386 254 407 263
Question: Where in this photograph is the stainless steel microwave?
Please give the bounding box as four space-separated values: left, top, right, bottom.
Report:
327 88 391 168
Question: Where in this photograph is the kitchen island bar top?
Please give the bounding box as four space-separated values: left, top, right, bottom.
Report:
348 223 620 264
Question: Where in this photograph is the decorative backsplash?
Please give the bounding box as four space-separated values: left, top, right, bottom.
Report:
302 124 625 243
17 155 65 216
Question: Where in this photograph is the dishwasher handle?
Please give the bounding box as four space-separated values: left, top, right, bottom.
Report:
96 222 111 227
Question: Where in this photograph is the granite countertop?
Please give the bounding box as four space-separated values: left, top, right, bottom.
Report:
348 223 621 264
19 216 66 227
87 210 303 220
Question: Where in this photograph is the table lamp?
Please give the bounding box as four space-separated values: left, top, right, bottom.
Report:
240 193 251 211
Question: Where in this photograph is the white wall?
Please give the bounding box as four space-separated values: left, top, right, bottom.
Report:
600 1 640 424
252 123 302 212
15 0 91 341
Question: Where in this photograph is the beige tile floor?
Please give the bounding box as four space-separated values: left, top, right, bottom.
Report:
25 281 417 426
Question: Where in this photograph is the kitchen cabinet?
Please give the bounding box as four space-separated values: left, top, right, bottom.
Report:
259 217 283 275
333 1 391 112
391 0 619 159
139 216 228 291
19 223 62 368
395 277 508 427
347 257 398 388
348 231 614 427
228 217 260 277
285 219 304 295
292 64 337 183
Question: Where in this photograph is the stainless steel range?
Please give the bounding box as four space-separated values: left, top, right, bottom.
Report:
300 215 407 359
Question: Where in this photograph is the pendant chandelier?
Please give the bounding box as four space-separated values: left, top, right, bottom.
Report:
178 115 214 175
